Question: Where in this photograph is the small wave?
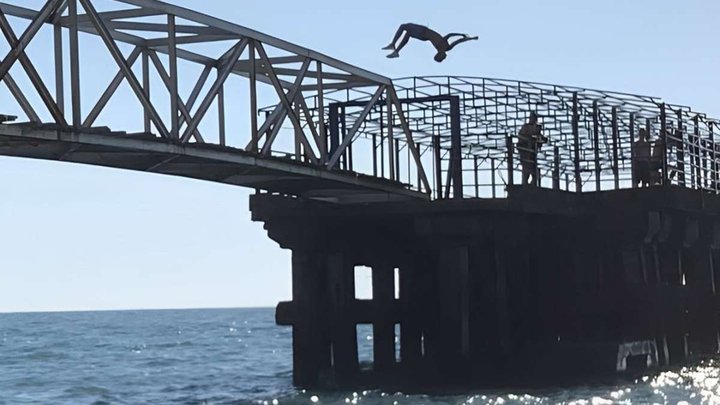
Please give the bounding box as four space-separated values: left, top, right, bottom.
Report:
24 350 71 361
64 385 111 396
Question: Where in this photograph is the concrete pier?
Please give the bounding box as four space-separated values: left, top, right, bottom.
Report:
260 185 720 389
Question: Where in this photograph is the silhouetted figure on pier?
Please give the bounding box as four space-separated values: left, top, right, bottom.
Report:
648 136 665 185
633 128 652 187
383 23 478 62
517 112 547 185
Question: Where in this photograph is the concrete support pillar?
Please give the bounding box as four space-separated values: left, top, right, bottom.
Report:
327 253 359 380
435 245 471 367
290 250 331 387
685 243 718 355
400 262 425 368
372 263 395 370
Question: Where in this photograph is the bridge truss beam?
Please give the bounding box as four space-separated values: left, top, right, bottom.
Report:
0 0 431 200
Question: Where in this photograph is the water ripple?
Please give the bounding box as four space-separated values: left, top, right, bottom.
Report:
0 309 717 404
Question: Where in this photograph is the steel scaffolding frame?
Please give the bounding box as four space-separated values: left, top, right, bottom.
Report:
322 76 717 199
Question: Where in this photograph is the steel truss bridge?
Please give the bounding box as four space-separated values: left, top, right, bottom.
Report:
0 0 716 203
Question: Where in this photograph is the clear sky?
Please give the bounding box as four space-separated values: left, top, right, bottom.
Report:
1 0 719 312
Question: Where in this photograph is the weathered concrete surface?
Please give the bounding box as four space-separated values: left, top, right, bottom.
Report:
253 185 720 389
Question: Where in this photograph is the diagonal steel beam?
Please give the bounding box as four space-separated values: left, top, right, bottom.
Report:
117 0 392 86
296 96 322 149
388 86 431 193
146 49 205 143
83 47 142 127
0 3 382 93
0 0 61 81
78 0 169 138
261 110 289 156
327 86 385 169
256 46 317 162
0 8 67 125
51 0 68 23
180 38 248 142
3 73 41 122
184 64 213 118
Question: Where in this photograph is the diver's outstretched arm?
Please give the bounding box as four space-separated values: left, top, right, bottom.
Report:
447 35 478 51
443 33 470 40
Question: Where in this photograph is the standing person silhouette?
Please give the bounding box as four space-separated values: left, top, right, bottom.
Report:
383 23 478 62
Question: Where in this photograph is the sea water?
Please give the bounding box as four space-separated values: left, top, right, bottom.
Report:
0 308 716 404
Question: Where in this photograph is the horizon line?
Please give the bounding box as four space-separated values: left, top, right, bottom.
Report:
0 305 275 315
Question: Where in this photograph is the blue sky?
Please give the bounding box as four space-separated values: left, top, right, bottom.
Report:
1 0 719 312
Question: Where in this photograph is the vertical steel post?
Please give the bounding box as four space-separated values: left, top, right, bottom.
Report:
168 14 179 139
693 115 701 189
394 139 399 180
612 107 619 190
630 113 636 188
593 101 600 191
328 104 339 162
660 103 669 185
218 84 226 146
349 137 355 171
572 92 581 192
704 122 710 190
553 145 560 190
68 0 81 128
491 157 497 198
340 106 347 170
317 62 326 164
380 109 385 178
387 97 395 181
249 41 259 153
142 49 150 133
474 156 479 198
711 123 717 193
294 102 302 160
53 24 64 115
450 96 463 198
372 132 378 177
676 109 685 187
506 136 514 187
434 133 442 199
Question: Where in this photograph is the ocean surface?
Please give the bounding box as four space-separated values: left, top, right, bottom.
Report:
0 308 718 404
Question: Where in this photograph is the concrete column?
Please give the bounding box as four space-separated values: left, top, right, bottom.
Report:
290 250 331 387
372 263 395 370
685 243 718 355
327 253 359 380
435 245 471 367
400 263 423 368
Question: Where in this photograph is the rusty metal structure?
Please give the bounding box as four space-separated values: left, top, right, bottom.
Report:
0 0 429 203
324 76 719 200
3 0 720 392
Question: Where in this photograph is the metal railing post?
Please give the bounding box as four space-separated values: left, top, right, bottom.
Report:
506 136 514 187
593 100 600 191
660 103 668 185
572 92 581 192
611 106 619 190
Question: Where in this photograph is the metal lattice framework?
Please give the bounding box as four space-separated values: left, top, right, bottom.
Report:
0 0 430 203
327 76 719 199
0 0 716 203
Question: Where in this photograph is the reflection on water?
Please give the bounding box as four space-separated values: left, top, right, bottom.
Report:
0 308 718 404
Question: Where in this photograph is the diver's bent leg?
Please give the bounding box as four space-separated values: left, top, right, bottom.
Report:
384 25 408 49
